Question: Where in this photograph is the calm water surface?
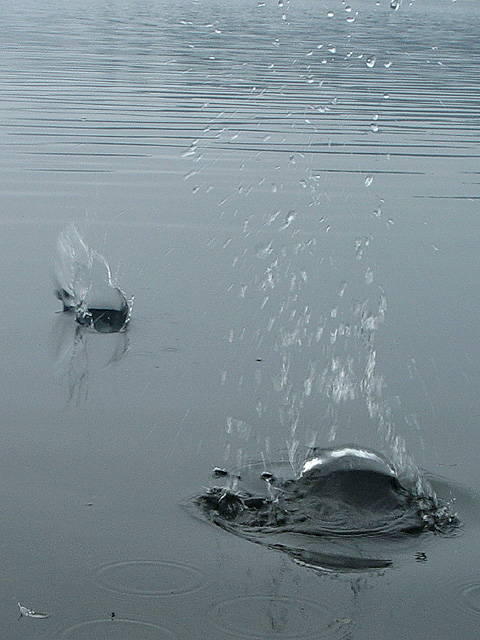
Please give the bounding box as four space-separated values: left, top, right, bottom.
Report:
1 0 480 638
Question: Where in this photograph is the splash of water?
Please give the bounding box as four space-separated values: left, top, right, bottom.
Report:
54 226 132 333
192 445 459 572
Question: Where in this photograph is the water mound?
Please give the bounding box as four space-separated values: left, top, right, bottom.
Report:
192 446 459 571
54 226 132 333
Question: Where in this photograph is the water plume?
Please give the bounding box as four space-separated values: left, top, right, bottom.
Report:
54 225 132 333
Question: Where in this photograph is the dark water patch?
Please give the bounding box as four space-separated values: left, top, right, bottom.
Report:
313 169 425 175
190 446 460 572
414 195 480 200
58 618 175 639
93 560 204 597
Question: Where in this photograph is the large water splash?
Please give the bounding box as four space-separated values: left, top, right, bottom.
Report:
54 226 132 333
191 444 459 572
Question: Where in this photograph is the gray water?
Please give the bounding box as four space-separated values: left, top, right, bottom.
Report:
1 0 480 637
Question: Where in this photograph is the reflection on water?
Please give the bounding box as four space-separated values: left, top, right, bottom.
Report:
52 312 129 403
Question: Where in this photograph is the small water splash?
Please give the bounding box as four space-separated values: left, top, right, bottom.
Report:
54 226 132 333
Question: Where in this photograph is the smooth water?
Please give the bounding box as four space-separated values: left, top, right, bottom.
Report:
1 0 480 638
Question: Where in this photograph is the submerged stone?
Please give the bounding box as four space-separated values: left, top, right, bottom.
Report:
192 445 459 570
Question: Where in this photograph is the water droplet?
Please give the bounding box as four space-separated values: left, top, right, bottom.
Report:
327 10 334 17
370 122 379 133
365 56 377 68
280 210 297 230
354 236 371 259
384 60 392 68
383 93 390 99
390 0 400 10
365 175 374 187
345 5 352 11
328 45 336 53
346 16 355 22
373 206 382 218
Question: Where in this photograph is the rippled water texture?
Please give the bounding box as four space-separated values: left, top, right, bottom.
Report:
1 0 480 639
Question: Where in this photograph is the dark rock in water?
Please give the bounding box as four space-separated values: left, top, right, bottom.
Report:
191 445 460 571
